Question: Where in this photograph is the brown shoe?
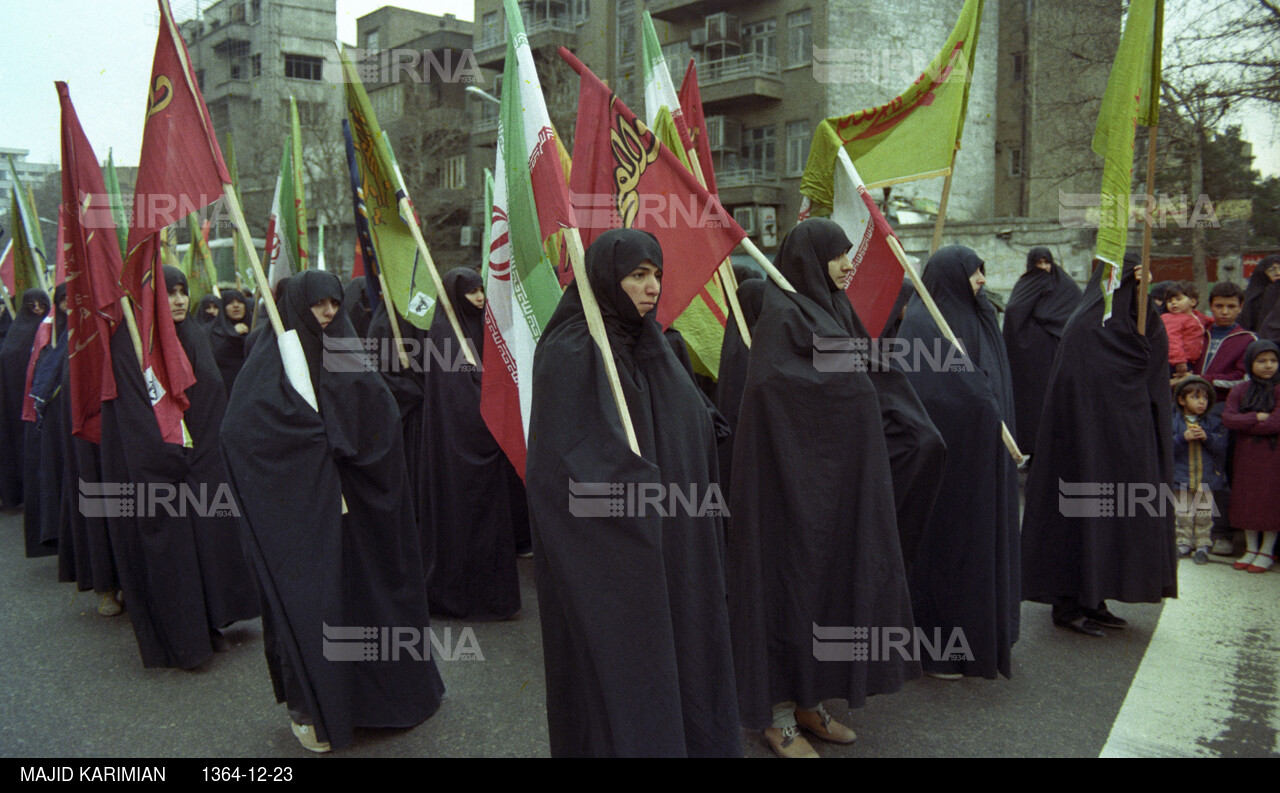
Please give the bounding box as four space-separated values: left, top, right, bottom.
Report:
763 725 819 758
795 707 857 744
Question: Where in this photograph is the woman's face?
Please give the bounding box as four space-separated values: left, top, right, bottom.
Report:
969 267 986 295
310 297 339 330
204 302 220 318
27 300 48 317
827 250 854 289
465 286 485 310
225 299 246 321
168 285 189 322
1035 257 1052 273
1266 262 1280 282
1253 351 1279 380
621 260 662 317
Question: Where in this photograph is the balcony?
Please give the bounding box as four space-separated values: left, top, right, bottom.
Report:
648 0 742 23
716 168 782 207
698 53 782 107
475 16 577 69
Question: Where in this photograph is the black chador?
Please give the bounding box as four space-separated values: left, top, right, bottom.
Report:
1022 253 1177 628
728 219 919 729
99 267 258 669
207 288 250 397
24 285 67 559
420 267 522 620
221 270 443 751
526 228 740 757
1002 247 1082 455
0 288 48 508
894 246 1020 679
714 275 765 497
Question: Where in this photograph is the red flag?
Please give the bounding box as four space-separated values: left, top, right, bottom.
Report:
828 148 906 337
351 238 365 278
561 48 745 329
125 0 230 256
678 59 718 196
21 314 54 422
57 81 125 443
125 236 196 445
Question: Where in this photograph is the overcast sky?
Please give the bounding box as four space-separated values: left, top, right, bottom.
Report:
1 0 1275 177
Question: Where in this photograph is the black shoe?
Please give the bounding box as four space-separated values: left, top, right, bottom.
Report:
1082 606 1129 630
210 629 232 653
1053 617 1107 637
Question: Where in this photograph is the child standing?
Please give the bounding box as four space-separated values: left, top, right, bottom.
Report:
1171 377 1228 563
1222 340 1280 572
1163 281 1208 380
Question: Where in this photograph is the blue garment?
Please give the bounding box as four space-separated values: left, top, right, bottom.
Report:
1172 410 1228 491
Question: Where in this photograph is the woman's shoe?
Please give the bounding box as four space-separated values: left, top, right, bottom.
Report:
795 707 857 744
290 721 331 753
763 725 819 758
1246 553 1274 573
1234 552 1258 570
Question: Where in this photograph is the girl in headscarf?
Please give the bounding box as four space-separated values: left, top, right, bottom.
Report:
98 266 258 670
221 270 443 753
729 219 918 757
208 288 250 397
1022 252 1176 636
895 246 1021 680
1002 247 1082 456
1240 255 1280 332
526 228 740 757
714 276 765 497
344 276 374 339
0 288 48 508
1221 339 1280 572
194 294 220 329
420 267 523 620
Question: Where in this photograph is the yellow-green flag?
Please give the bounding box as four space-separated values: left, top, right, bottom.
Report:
224 134 251 289
338 45 435 330
1093 0 1163 320
181 213 217 303
653 105 729 378
801 0 984 214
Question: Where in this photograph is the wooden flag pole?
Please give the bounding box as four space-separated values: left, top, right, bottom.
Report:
564 226 641 456
374 264 411 369
398 197 476 368
686 147 752 348
740 237 795 293
1137 125 1158 337
887 235 1023 464
929 142 961 255
0 242 17 318
222 184 286 338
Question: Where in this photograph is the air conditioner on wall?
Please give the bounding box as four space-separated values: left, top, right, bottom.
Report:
690 29 707 48
460 226 477 247
733 206 757 235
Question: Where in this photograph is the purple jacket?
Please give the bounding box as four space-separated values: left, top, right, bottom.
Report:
1194 325 1256 402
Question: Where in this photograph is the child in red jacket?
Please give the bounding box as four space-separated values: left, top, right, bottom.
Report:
1163 281 1207 380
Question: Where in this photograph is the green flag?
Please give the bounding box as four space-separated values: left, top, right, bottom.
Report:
181 213 216 303
7 159 50 293
801 0 984 213
338 45 436 330
1092 0 1163 320
103 149 129 260
7 188 42 297
223 134 251 289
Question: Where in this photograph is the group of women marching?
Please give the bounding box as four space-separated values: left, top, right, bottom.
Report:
6 214 1275 756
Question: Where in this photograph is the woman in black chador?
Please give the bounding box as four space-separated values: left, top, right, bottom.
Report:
0 288 49 508
221 270 443 754
1022 252 1176 636
729 218 918 758
526 228 740 758
24 285 67 559
714 272 765 497
208 288 250 397
420 267 522 620
895 246 1021 681
1002 247 1082 456
99 267 258 670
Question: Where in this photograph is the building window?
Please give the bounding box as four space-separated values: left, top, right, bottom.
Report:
251 53 261 78
572 0 589 25
617 0 635 64
481 11 500 47
786 121 809 176
248 0 261 24
1012 51 1025 82
787 9 812 68
230 62 243 80
284 54 323 81
743 19 776 60
366 30 380 51
744 126 776 175
662 41 692 85
369 87 403 123
441 155 467 190
1009 147 1024 177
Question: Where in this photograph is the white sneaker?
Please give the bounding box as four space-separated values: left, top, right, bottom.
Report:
290 721 331 753
1211 539 1235 556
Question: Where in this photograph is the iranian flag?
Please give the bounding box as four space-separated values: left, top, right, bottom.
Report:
264 110 307 287
479 0 576 478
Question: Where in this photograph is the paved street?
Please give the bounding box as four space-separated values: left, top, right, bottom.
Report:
1 506 1276 758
